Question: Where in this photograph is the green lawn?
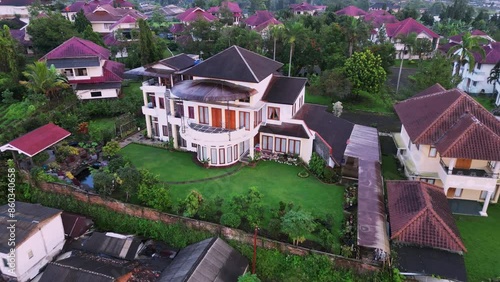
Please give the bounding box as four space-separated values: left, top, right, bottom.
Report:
343 90 395 114
305 94 332 107
473 95 495 112
381 155 405 180
89 118 115 133
121 143 344 222
455 204 500 282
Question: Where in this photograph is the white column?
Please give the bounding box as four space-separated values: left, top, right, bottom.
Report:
448 158 457 174
249 138 254 158
142 89 148 106
480 191 493 217
493 161 500 178
171 124 179 149
443 186 449 197
145 115 152 138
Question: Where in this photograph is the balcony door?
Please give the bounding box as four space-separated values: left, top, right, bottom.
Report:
456 158 472 169
212 108 222 128
225 110 236 130
447 188 456 198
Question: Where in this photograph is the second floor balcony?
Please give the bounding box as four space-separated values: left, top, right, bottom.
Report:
438 159 498 191
180 119 256 145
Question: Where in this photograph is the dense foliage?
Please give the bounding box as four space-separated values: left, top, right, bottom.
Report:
344 50 386 97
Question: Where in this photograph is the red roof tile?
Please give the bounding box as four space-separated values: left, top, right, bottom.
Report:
386 17 438 39
65 0 133 12
109 14 137 30
364 10 398 28
394 85 500 161
207 1 242 13
290 2 316 11
169 23 185 34
245 10 276 26
41 37 110 60
254 18 282 32
387 181 467 253
6 123 71 157
177 7 216 22
68 60 124 84
474 42 500 64
335 6 368 17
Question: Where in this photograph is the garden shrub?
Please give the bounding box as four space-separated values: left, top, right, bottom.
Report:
108 156 128 173
220 213 241 228
308 152 325 177
32 151 49 166
322 167 340 183
198 196 223 222
182 190 204 218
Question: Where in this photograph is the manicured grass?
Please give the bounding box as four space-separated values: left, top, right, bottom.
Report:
305 94 332 107
473 95 495 111
455 204 500 282
121 143 344 222
381 155 405 180
89 118 115 133
343 91 394 114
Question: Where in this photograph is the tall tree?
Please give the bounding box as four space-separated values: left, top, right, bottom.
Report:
74 10 91 33
447 32 487 76
368 43 396 73
0 25 22 80
27 13 77 54
20 62 70 99
420 10 434 26
339 16 369 57
344 49 386 98
82 25 105 46
395 32 417 94
487 62 500 94
395 7 419 21
138 19 162 65
411 54 462 90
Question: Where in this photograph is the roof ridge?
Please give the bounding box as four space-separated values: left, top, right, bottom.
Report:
50 261 116 279
413 90 463 143
234 46 259 82
434 113 476 154
426 200 467 252
391 203 428 240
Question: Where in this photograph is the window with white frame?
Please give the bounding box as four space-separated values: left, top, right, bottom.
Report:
104 23 113 30
75 68 88 76
262 135 273 151
199 106 209 124
420 178 435 184
227 146 233 163
234 144 238 160
268 107 280 120
90 91 102 97
275 137 287 153
288 139 301 155
63 69 74 76
162 125 168 136
219 148 225 165
210 148 217 164
254 109 262 127
454 188 463 197
428 146 437 157
239 111 250 130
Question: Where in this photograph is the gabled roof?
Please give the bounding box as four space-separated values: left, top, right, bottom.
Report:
158 237 248 282
449 29 493 43
65 0 134 13
335 5 368 17
169 23 185 34
109 14 137 30
68 60 124 85
262 75 306 105
0 0 49 6
294 104 354 165
394 85 500 161
0 123 71 157
386 181 467 253
41 37 110 60
254 18 283 32
182 45 283 83
260 123 310 139
161 4 185 16
177 7 217 22
0 202 61 253
364 10 398 28
245 10 279 27
386 17 438 39
74 232 143 260
207 1 242 13
474 42 500 64
290 2 317 11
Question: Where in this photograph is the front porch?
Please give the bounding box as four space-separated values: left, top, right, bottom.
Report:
448 199 482 216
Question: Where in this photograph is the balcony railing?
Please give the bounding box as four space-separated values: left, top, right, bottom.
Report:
440 159 493 178
181 119 252 144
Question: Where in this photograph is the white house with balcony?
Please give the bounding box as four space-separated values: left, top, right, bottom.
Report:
385 18 439 59
393 84 500 216
132 46 370 168
0 202 65 282
40 37 124 100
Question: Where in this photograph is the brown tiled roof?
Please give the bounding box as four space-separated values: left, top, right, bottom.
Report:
262 75 307 105
412 83 446 98
386 181 467 253
181 46 283 83
394 84 500 161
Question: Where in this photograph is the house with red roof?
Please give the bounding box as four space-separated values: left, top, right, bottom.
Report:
335 6 368 19
289 2 326 16
177 7 217 24
63 0 134 21
40 37 124 100
385 18 439 59
386 181 468 281
245 10 282 37
207 1 242 25
392 84 500 216
0 0 50 19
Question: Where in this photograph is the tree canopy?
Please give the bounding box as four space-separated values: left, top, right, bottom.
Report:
344 50 387 97
27 13 77 54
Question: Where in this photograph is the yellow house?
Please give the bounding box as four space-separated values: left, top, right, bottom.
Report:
393 84 500 216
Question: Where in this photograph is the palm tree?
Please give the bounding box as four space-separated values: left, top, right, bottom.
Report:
396 32 417 95
269 24 285 61
340 16 369 57
285 22 304 77
487 61 500 94
20 61 70 98
447 32 487 76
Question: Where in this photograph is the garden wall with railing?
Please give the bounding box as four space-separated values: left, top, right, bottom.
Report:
28 176 380 274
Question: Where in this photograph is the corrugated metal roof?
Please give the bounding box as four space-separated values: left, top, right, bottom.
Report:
344 124 380 162
357 160 390 253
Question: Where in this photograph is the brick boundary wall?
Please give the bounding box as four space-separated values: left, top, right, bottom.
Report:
33 179 380 274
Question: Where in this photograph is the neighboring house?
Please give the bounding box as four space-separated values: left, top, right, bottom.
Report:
0 202 65 282
245 10 282 37
136 45 378 169
207 1 242 25
369 2 400 12
177 7 217 24
386 181 467 281
158 237 248 282
63 0 134 21
72 232 144 260
159 4 185 20
335 5 368 18
289 2 326 15
364 10 399 29
393 84 500 216
0 0 50 19
10 27 34 55
40 37 124 100
385 17 439 59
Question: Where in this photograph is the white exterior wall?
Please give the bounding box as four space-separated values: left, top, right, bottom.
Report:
260 132 313 163
457 62 496 94
91 22 114 33
77 88 119 100
0 215 65 282
0 6 29 18
392 32 438 60
61 65 104 81
110 22 138 32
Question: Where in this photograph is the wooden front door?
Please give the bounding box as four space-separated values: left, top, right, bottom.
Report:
447 188 456 198
456 158 472 169
212 108 222 128
225 110 236 130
